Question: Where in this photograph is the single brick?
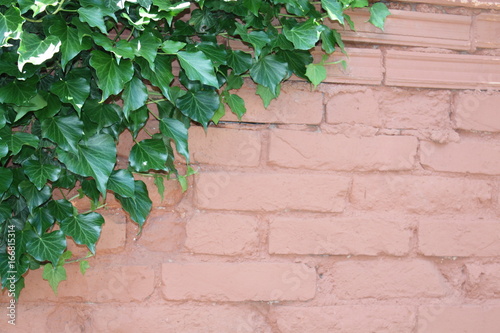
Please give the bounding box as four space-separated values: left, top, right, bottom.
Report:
421 139 500 175
419 218 500 257
475 13 500 49
139 209 185 253
268 129 418 171
195 172 350 213
465 263 500 298
418 305 500 333
269 216 411 256
189 126 261 167
351 175 493 214
454 91 500 132
333 259 448 299
273 305 416 333
185 212 259 255
385 50 500 89
326 88 381 126
221 82 324 125
20 264 155 302
161 262 316 301
96 210 126 253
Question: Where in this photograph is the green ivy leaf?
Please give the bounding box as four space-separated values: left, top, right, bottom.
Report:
159 118 189 162
28 206 54 235
137 55 174 98
80 260 90 275
47 199 75 222
26 230 66 265
60 212 105 254
122 77 148 119
161 40 186 54
322 0 344 24
0 167 13 193
42 263 66 295
89 50 134 101
13 94 47 122
369 2 390 30
57 134 116 195
153 174 165 201
225 93 246 120
256 83 280 108
176 90 219 129
305 63 327 88
129 139 169 172
78 6 115 34
18 181 51 212
250 55 288 95
320 27 337 54
227 50 252 75
177 51 219 88
17 32 61 71
283 19 321 50
131 31 161 70
107 169 135 198
50 77 90 113
49 17 86 67
6 132 39 155
23 159 61 190
41 115 84 153
83 100 122 130
0 77 37 105
115 180 152 228
0 7 24 47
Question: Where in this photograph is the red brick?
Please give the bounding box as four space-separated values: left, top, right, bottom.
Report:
161 262 316 301
134 174 183 208
385 50 500 89
454 91 500 132
399 0 499 9
419 218 500 257
418 305 500 333
139 209 185 252
195 172 350 212
332 9 471 50
12 303 273 333
185 212 259 255
326 88 381 126
351 175 493 213
273 305 416 333
465 263 500 298
475 14 500 49
189 126 261 167
269 129 418 171
269 215 411 256
20 264 155 302
221 82 324 125
333 259 448 299
421 139 500 175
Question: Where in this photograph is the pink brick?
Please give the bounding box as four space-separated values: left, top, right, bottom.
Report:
351 175 493 214
399 0 499 8
273 305 416 333
189 126 261 167
333 260 448 299
12 303 273 333
185 212 259 255
269 129 418 171
97 210 126 253
419 218 500 257
195 172 350 213
222 82 323 125
418 305 500 333
20 264 155 302
385 50 500 89
421 139 500 175
465 263 500 298
475 14 500 48
326 88 381 126
269 216 411 256
454 91 500 132
139 209 185 252
161 262 316 301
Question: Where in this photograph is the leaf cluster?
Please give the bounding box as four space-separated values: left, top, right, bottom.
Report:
0 0 389 298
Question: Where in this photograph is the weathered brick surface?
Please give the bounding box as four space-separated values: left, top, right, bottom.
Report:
475 14 500 49
161 262 316 301
195 172 351 213
269 216 411 256
418 305 500 333
465 263 500 298
419 218 500 257
139 209 185 252
454 91 500 132
273 305 416 333
351 175 493 213
185 212 259 255
385 50 500 89
421 139 500 175
269 129 418 171
399 0 500 9
189 126 262 167
332 260 448 299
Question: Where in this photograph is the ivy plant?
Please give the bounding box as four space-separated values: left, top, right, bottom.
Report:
0 0 389 299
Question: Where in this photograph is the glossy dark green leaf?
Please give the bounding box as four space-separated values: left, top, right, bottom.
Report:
60 212 104 253
131 31 161 70
50 77 90 113
0 78 37 106
23 159 61 190
278 50 312 79
81 178 100 205
26 230 66 264
126 105 149 138
122 77 148 119
129 139 168 172
227 50 252 75
47 199 75 222
78 6 116 34
160 118 189 161
6 132 39 155
107 169 135 198
176 90 220 129
83 100 122 130
41 115 84 153
177 51 219 88
0 167 13 193
115 180 152 228
49 17 86 67
28 206 54 235
283 19 321 50
57 134 116 195
137 55 174 98
250 55 288 95
161 40 186 54
89 50 134 101
18 181 51 212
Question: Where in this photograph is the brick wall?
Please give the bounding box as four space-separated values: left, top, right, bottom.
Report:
4 1 500 332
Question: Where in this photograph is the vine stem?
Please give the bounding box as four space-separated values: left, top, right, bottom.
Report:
65 252 94 264
51 0 67 15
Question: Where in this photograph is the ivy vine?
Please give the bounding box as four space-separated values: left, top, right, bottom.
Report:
0 0 389 299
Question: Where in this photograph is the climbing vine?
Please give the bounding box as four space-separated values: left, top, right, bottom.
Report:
0 0 389 298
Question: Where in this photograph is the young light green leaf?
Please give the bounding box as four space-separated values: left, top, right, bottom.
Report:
305 63 327 88
177 51 219 88
153 174 165 201
17 32 61 71
250 55 288 95
176 90 219 129
322 0 344 24
60 212 105 254
211 101 225 125
256 84 281 108
80 260 90 275
42 263 66 295
225 94 246 120
369 2 391 30
89 50 134 101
